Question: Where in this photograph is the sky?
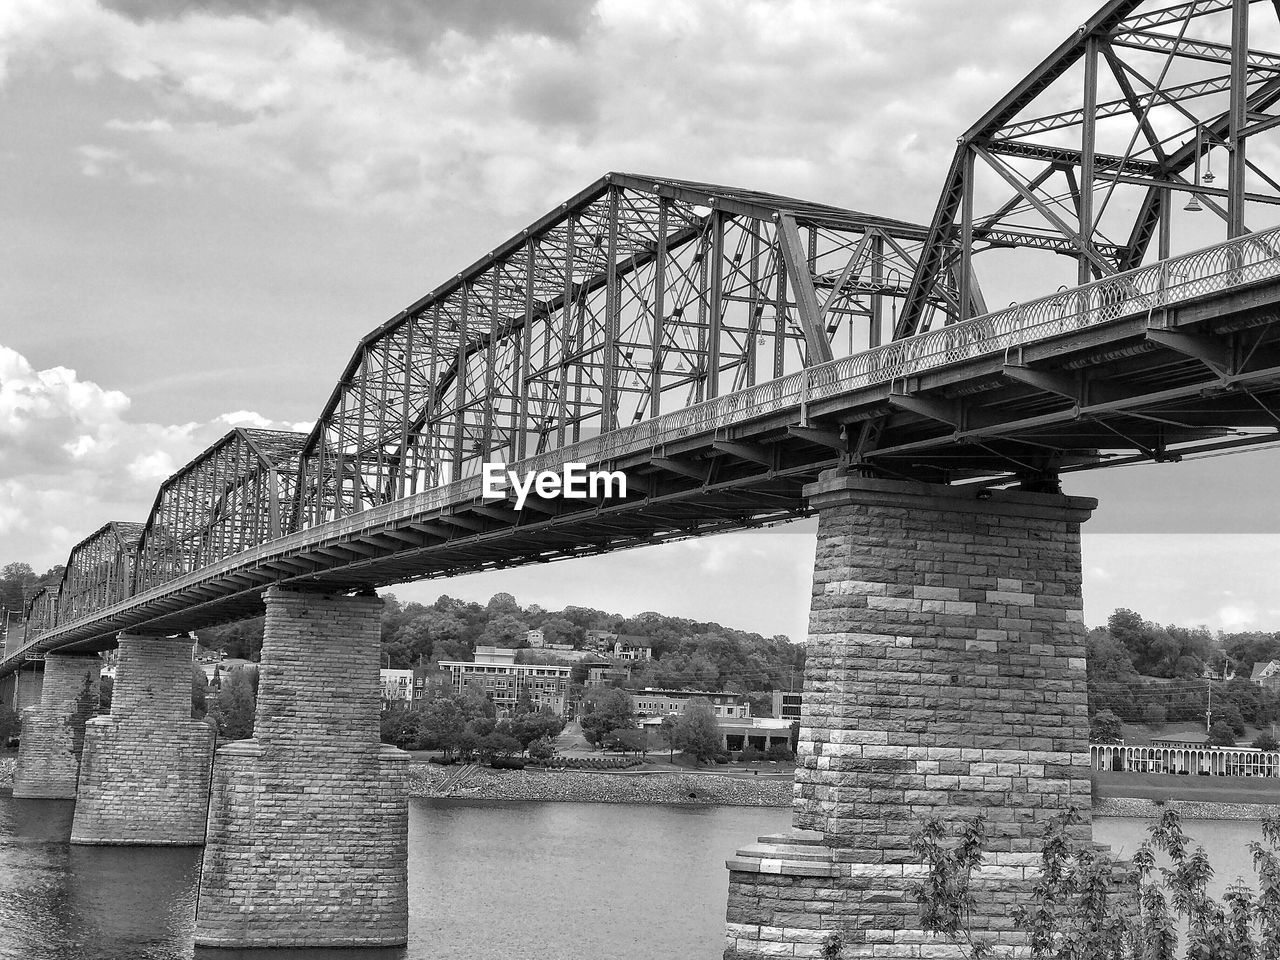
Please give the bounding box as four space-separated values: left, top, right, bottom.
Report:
4 0 1280 641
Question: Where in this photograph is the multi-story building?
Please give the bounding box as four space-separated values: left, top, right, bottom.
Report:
526 628 546 647
585 661 632 688
771 691 802 721
583 629 617 652
380 668 414 703
630 688 750 719
613 636 654 661
411 665 454 702
1253 661 1280 693
438 645 572 716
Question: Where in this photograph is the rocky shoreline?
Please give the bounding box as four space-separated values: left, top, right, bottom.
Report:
1094 795 1280 821
0 755 791 806
5 753 1279 817
408 763 793 806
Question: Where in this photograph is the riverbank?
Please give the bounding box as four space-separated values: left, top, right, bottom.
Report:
0 754 791 806
1095 795 1280 821
1092 770 1280 821
408 762 792 806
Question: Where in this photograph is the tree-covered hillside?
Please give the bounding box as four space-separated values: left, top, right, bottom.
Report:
194 591 804 694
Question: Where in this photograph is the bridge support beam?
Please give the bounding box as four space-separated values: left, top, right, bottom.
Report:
70 634 214 845
194 586 409 949
12 653 100 799
723 475 1097 959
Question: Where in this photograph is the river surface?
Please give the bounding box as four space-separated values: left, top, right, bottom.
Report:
0 797 1270 960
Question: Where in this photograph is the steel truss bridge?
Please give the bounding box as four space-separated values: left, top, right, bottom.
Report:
8 0 1280 671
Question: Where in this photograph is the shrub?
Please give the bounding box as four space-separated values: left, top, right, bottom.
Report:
1141 703 1166 728
740 745 764 762
1207 719 1236 747
766 743 795 762
1089 709 1123 744
910 807 1280 958
1254 731 1279 752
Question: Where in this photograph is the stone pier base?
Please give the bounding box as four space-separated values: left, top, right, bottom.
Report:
724 476 1098 959
72 634 214 845
12 653 100 799
194 587 409 948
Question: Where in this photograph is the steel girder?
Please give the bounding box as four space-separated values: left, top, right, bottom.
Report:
22 586 59 644
899 0 1280 337
135 428 308 593
293 173 955 525
58 521 144 625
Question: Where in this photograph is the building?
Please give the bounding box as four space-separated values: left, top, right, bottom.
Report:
380 668 414 703
613 636 654 661
197 657 256 689
438 645 572 716
583 629 617 652
526 628 545 647
585 662 632 688
1252 660 1280 693
638 714 792 754
411 665 454 702
771 691 802 721
630 688 750 719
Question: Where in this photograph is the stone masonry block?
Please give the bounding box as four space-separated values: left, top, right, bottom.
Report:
724 474 1099 960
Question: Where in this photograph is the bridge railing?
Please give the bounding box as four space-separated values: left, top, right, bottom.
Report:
12 227 1280 658
512 225 1280 469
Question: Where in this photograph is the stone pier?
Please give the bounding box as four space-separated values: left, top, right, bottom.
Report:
71 634 214 845
194 586 410 948
723 475 1097 959
12 653 100 799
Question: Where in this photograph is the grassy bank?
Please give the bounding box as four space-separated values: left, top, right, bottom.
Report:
1093 770 1280 805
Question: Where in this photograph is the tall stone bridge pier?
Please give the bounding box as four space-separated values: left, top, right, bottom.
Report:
6 0 1280 951
724 475 1095 957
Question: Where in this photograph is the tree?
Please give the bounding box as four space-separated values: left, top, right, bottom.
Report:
1214 700 1247 736
1089 710 1123 744
1140 703 1166 728
0 703 19 746
508 709 563 750
1207 720 1237 747
209 667 255 741
99 674 114 712
910 808 1280 960
673 699 721 764
528 735 556 761
580 688 635 746
659 715 679 761
191 667 208 719
1253 731 1279 752
419 697 467 756
381 705 419 749
606 727 648 755
480 731 522 762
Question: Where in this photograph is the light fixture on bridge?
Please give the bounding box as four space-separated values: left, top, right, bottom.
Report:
1185 123 1206 213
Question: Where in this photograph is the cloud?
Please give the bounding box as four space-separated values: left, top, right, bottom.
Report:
0 343 302 571
0 0 1070 222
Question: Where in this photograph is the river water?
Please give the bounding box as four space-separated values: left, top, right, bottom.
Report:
0 797 1269 960
0 796 789 960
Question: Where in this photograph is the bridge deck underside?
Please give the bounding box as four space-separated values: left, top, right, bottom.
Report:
7 278 1280 664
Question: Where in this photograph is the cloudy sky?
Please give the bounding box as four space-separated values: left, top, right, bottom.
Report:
4 0 1280 640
